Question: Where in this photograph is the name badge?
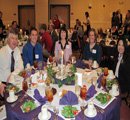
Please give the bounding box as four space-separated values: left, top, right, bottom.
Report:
66 45 69 49
35 54 39 59
92 49 96 54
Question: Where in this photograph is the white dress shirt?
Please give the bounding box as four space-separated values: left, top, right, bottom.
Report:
0 45 23 82
115 54 123 78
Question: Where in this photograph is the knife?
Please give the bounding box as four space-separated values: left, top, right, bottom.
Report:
32 114 38 120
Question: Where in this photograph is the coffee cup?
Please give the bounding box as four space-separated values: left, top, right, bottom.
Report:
41 105 48 119
93 61 97 68
9 90 15 101
87 102 95 116
111 84 118 95
108 70 114 78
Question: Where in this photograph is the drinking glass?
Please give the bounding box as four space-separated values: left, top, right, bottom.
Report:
101 77 106 89
89 58 93 70
22 80 28 93
45 87 53 107
34 61 38 69
49 56 53 63
104 67 108 77
22 70 27 78
80 87 87 106
71 56 76 65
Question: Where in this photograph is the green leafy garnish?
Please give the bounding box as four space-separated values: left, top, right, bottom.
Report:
58 80 63 88
6 85 20 93
70 65 77 74
18 71 22 76
96 93 112 105
65 75 75 84
22 100 36 113
47 65 55 84
106 80 117 87
62 105 78 118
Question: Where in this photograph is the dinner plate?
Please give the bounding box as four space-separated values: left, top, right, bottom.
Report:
9 78 17 84
84 107 97 118
109 90 119 97
38 111 51 120
7 96 18 103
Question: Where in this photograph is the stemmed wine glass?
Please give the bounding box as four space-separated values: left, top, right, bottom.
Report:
45 86 53 108
80 87 87 106
88 58 93 70
104 67 109 77
101 76 106 90
22 80 28 94
71 56 76 65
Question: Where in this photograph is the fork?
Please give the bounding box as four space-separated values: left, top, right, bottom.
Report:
96 107 104 113
11 94 27 107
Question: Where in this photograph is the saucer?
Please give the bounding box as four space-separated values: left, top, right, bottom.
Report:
106 75 115 80
38 111 51 120
84 107 97 118
7 95 18 103
92 65 98 69
9 78 17 84
109 90 119 96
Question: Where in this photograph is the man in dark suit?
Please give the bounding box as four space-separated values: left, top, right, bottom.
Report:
118 9 122 29
49 24 58 44
49 24 58 55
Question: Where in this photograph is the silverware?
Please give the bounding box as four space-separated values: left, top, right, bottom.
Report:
32 114 38 120
56 107 59 120
96 107 104 113
80 106 85 119
53 106 56 120
11 94 27 107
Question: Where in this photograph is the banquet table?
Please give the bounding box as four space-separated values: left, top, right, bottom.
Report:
5 62 121 120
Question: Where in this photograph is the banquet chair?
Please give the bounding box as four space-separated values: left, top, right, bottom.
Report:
121 92 129 105
120 103 130 120
109 40 116 45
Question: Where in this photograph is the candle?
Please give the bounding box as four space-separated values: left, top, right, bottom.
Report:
61 51 64 76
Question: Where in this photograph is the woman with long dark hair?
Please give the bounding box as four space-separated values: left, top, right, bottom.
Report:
113 38 130 94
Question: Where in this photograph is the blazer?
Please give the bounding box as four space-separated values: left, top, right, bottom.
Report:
113 54 130 93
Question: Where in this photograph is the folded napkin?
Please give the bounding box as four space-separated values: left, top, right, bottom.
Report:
60 91 78 105
86 85 97 101
33 89 47 105
74 59 85 69
97 74 103 88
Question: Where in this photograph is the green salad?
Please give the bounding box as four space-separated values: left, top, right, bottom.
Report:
22 100 36 113
62 105 78 118
106 80 117 87
6 85 20 93
96 93 112 105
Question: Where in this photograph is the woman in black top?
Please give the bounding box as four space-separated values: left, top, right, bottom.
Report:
113 38 130 94
83 28 101 66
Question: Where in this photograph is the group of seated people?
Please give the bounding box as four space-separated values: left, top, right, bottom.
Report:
0 25 130 105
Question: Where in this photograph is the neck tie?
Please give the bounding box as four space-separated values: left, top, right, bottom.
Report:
11 51 15 72
33 47 35 61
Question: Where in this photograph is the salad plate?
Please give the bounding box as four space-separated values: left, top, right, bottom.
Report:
91 91 115 109
61 105 79 119
38 111 51 120
21 100 37 113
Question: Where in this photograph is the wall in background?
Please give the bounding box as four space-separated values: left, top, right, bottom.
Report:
0 0 35 26
0 0 130 31
49 0 130 31
35 0 48 29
